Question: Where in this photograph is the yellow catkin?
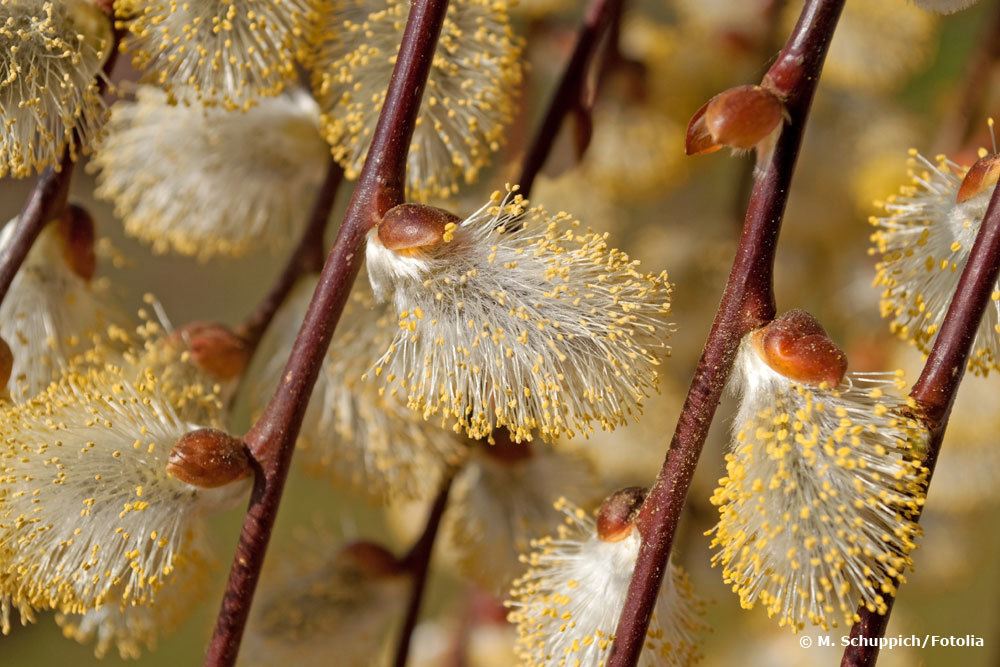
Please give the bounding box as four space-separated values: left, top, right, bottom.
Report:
0 331 243 656
365 186 673 442
871 151 1000 376
119 0 317 110
507 498 707 666
0 0 110 176
90 86 329 260
309 0 523 200
708 341 929 631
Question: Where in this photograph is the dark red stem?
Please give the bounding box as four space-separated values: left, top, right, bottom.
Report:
0 153 74 306
203 0 450 662
516 0 624 197
731 0 790 225
607 1 844 664
392 474 456 667
236 160 343 352
841 179 1000 667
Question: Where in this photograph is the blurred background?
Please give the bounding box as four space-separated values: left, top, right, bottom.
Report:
3 0 999 665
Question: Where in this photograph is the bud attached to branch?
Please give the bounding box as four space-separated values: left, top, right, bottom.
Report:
507 493 707 665
751 309 848 387
712 311 928 632
365 187 673 442
377 203 461 254
56 204 97 283
340 541 405 577
596 486 647 542
686 84 785 173
957 153 1000 204
167 428 251 488
174 322 250 382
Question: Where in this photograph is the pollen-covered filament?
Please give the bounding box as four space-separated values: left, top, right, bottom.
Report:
0 0 110 177
121 0 314 109
310 0 523 199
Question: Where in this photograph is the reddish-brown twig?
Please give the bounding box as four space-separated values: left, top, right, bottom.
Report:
516 0 625 197
731 0 790 225
606 1 845 664
392 473 457 667
841 179 1000 667
236 159 344 353
203 0 451 663
0 152 75 306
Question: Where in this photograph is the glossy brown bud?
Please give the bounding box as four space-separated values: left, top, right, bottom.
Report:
596 486 647 542
0 336 12 393
57 204 97 283
174 322 250 381
167 428 251 488
753 310 848 387
957 154 1000 204
377 204 461 253
340 541 404 577
685 99 725 156
686 85 784 155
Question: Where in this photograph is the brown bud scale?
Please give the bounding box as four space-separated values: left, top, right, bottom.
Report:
167 428 251 488
957 155 1000 204
174 322 250 382
378 203 461 253
753 309 848 387
686 85 784 155
340 541 405 577
57 204 97 283
596 486 647 542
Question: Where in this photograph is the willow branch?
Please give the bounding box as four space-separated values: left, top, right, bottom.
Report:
841 179 1000 667
0 20 121 309
0 153 74 306
203 0 450 662
731 0 790 225
934 0 1000 152
236 159 343 353
606 1 845 664
392 473 456 667
516 0 625 197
